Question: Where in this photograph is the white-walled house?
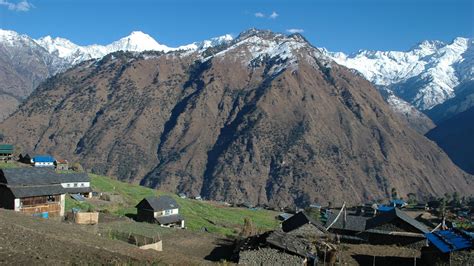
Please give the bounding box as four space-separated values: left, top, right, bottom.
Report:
31 155 55 167
136 196 185 228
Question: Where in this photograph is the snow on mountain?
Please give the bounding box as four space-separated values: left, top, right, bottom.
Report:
323 37 473 110
179 34 234 51
33 31 234 66
3 27 472 114
106 31 173 53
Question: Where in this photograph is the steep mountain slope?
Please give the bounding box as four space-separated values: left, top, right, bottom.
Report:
0 29 68 121
0 29 233 121
426 107 474 175
384 92 435 134
1 30 472 207
426 81 474 124
325 37 474 111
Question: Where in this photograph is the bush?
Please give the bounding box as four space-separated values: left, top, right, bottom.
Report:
71 162 84 172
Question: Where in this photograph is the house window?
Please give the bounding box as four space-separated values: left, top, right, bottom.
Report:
47 195 56 202
74 183 78 187
164 209 173 215
81 183 84 187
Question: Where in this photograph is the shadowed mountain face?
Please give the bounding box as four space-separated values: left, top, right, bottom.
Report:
426 107 474 175
426 81 474 124
1 30 472 207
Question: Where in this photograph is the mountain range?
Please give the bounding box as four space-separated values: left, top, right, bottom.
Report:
324 37 473 111
1 29 471 207
0 29 233 120
1 29 472 122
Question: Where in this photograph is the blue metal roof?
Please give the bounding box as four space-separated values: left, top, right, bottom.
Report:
32 155 55 163
426 229 473 253
377 205 395 212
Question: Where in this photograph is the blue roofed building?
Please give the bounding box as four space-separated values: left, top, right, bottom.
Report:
376 205 395 213
31 155 56 167
422 229 474 265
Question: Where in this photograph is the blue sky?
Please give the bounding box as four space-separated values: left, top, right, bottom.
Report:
0 0 472 53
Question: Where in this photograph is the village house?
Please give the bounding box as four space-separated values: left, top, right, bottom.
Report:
325 208 430 247
57 172 92 198
136 196 185 228
0 168 93 217
55 159 69 171
0 144 14 162
31 155 55 167
422 228 474 265
363 208 429 247
282 211 328 239
0 168 66 217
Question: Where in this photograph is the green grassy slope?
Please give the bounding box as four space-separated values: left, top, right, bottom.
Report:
83 174 279 236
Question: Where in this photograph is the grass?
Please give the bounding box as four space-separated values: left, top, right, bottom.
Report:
88 174 279 236
0 161 20 169
1 162 279 236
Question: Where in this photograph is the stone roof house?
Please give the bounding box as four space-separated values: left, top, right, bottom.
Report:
136 196 184 228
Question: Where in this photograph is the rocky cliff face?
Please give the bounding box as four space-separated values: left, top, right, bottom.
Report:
1 30 471 207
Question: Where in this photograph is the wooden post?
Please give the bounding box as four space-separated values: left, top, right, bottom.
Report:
373 255 376 266
323 248 327 265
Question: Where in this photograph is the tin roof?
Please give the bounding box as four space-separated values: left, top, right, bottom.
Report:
426 229 473 253
32 155 55 163
0 144 13 153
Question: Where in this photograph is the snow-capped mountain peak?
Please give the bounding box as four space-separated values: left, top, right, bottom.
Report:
324 37 473 110
107 31 172 52
35 35 81 58
29 30 235 65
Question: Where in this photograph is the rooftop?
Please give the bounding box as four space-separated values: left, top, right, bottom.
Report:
426 229 473 253
32 155 55 163
0 168 90 186
366 208 429 234
136 195 179 211
326 211 371 232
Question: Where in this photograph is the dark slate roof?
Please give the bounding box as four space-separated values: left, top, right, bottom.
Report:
63 187 92 194
326 212 370 232
156 214 183 225
137 196 179 211
266 230 315 258
1 168 61 185
282 211 328 233
58 173 90 183
9 184 66 198
366 208 429 234
0 168 90 186
426 229 474 253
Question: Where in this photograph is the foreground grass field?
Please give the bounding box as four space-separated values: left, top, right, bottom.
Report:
0 161 280 236
69 174 279 236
